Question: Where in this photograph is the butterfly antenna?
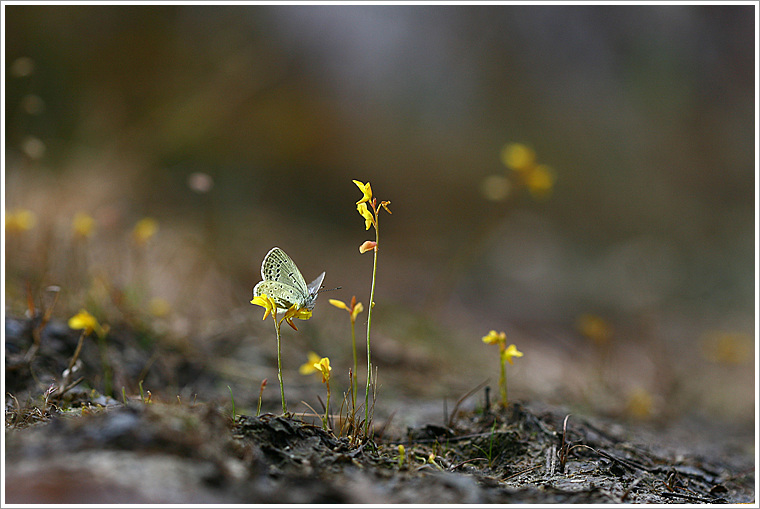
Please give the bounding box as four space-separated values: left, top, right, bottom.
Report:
318 286 342 294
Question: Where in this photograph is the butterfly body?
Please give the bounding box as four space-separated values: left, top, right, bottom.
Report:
253 247 325 310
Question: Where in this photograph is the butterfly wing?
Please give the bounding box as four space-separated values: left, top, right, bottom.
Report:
253 280 303 310
261 247 308 295
307 272 326 295
304 271 326 310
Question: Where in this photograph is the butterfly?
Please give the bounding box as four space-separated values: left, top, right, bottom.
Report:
253 247 325 311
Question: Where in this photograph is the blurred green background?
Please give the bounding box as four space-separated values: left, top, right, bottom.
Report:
4 5 756 428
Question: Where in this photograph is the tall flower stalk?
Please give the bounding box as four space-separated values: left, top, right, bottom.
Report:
353 180 391 436
329 296 363 413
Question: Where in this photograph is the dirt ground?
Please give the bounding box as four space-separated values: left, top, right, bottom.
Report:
4 313 756 504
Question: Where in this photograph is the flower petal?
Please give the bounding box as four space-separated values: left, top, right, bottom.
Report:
353 180 373 204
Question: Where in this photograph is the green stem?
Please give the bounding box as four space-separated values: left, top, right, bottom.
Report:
364 225 379 436
274 311 287 415
324 380 331 430
350 318 357 412
499 357 507 407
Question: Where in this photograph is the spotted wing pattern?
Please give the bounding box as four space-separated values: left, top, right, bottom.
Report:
254 247 324 310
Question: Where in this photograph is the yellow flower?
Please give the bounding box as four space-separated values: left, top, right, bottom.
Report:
501 143 536 172
299 351 322 375
330 298 364 321
351 301 364 321
357 202 374 230
525 164 555 200
68 309 108 338
283 303 313 331
251 294 277 321
5 209 37 233
314 357 332 383
482 330 506 346
353 180 373 204
132 217 158 246
329 299 350 312
502 344 523 365
72 212 96 238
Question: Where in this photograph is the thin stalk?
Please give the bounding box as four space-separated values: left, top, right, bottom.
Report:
364 225 379 436
499 355 507 406
324 379 331 430
274 310 287 415
350 317 357 411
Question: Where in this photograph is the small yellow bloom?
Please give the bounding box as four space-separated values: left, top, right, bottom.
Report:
380 200 392 214
330 298 364 321
132 217 158 246
329 299 350 311
299 351 322 375
501 143 536 172
357 202 374 230
502 344 523 365
72 212 96 239
482 330 507 346
353 180 373 204
283 303 313 330
68 309 107 338
5 209 37 233
314 357 332 383
351 301 364 321
251 294 277 321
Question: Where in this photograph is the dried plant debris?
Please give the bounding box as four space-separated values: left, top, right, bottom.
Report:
5 397 754 504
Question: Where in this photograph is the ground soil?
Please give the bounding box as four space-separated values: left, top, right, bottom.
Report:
4 315 756 504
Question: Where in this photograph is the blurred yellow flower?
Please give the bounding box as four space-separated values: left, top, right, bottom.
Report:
700 331 753 365
5 209 37 233
357 202 374 230
132 217 158 245
353 180 373 204
149 297 171 318
501 143 536 172
502 344 523 365
72 212 96 239
482 330 507 346
625 387 654 419
577 313 613 346
68 309 108 338
525 164 555 200
299 351 322 375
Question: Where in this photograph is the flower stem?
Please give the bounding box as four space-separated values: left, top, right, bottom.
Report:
350 318 357 412
364 223 379 436
274 311 287 415
499 357 507 407
324 380 331 430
